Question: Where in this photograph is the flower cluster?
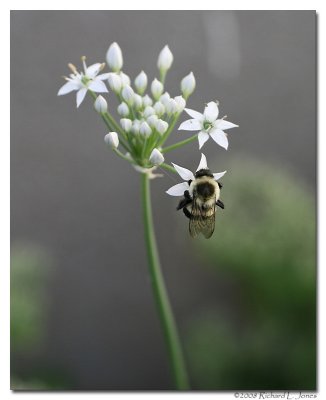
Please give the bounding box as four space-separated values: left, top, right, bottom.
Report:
58 42 238 177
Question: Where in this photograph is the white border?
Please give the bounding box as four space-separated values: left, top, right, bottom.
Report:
2 2 324 400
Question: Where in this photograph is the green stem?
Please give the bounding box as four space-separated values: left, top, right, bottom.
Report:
141 173 190 390
162 134 198 153
160 163 177 174
157 113 181 147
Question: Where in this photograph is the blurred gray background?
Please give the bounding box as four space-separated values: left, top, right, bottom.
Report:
11 11 316 390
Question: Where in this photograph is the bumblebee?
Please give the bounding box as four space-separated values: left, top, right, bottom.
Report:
176 168 224 239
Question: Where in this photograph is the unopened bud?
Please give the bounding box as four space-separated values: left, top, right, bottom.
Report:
157 45 174 72
94 95 108 113
120 72 131 87
153 101 165 117
151 78 164 100
155 119 169 135
120 118 132 132
104 132 119 148
121 85 135 105
107 73 122 93
134 71 148 95
174 96 186 113
131 120 141 134
181 72 196 98
133 94 143 110
149 148 165 166
142 95 153 107
143 106 155 118
139 121 152 138
117 102 129 117
106 42 123 72
165 98 178 115
160 92 171 107
147 114 159 128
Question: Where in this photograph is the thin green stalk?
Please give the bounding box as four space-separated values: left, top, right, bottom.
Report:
160 163 177 174
141 173 190 390
157 113 181 147
162 134 198 153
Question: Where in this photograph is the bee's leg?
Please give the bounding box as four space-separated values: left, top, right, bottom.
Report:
218 182 223 189
183 207 192 219
176 190 192 210
216 199 225 209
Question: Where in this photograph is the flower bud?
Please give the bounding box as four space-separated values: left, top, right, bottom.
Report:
120 72 131 87
121 85 135 105
151 78 164 100
104 132 119 148
155 119 169 135
107 73 122 93
157 45 173 72
139 121 152 138
134 71 148 95
146 114 159 128
160 92 171 107
165 98 178 115
174 96 186 113
94 95 108 113
106 42 123 72
120 118 132 132
149 148 165 166
142 95 153 107
117 102 129 117
143 106 155 118
133 94 143 110
181 72 196 98
153 101 165 117
131 120 141 134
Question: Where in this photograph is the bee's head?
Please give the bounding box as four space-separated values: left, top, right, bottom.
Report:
195 168 214 178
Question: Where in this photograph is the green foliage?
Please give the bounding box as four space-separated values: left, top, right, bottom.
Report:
185 157 316 390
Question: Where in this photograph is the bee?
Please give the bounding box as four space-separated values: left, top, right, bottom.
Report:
176 168 224 239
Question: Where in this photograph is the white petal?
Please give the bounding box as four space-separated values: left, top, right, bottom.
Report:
178 119 202 131
204 101 219 123
171 163 195 181
196 153 208 171
213 171 227 180
166 182 190 196
184 108 204 120
88 79 108 93
86 63 102 78
57 81 79 95
198 131 210 149
97 73 111 81
210 129 229 150
214 119 238 130
76 88 87 108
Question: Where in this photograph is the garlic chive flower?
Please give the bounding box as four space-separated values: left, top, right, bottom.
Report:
134 71 148 95
139 121 152 138
104 132 119 149
166 153 226 196
151 79 164 100
117 102 129 117
157 45 174 72
133 94 143 110
57 57 109 107
143 95 153 107
146 115 159 128
106 42 123 72
107 73 122 93
180 72 196 99
120 118 132 132
149 148 165 166
155 119 169 135
121 85 135 105
178 101 238 150
94 95 108 113
120 72 131 87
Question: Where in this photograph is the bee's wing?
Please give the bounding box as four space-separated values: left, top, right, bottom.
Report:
189 197 216 239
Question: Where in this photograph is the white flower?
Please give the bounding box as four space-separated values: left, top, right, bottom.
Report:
131 120 141 134
147 115 159 128
117 102 129 117
143 94 153 107
94 95 108 113
165 98 178 115
149 148 165 166
106 42 123 72
155 119 169 135
107 73 122 93
151 78 164 100
120 118 132 132
157 45 173 72
121 85 135 105
178 101 238 150
174 96 186 113
139 121 152 138
166 153 226 196
57 58 109 108
160 92 171 107
180 72 196 98
104 132 119 148
134 71 148 95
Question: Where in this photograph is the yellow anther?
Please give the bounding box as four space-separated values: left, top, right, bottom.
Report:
68 63 77 74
